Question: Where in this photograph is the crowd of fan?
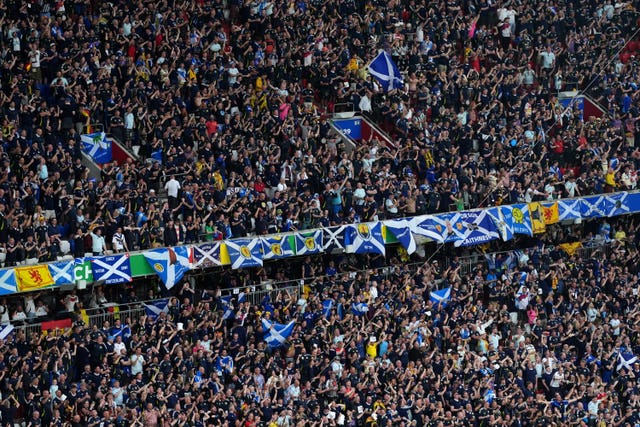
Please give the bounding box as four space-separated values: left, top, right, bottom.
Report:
0 216 636 427
0 0 638 263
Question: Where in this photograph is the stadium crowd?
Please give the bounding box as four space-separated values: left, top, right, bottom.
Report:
0 217 637 427
0 0 637 260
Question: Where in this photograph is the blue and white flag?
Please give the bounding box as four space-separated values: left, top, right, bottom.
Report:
218 295 235 320
143 298 170 320
344 222 386 255
322 300 334 319
294 230 323 256
558 199 582 221
0 269 17 295
617 351 638 371
351 302 369 316
48 260 75 286
81 132 112 164
143 247 192 289
91 254 132 285
453 211 500 247
506 204 533 236
580 196 607 218
430 287 451 308
368 50 404 91
602 192 631 217
484 388 496 403
262 318 295 348
0 324 14 340
193 242 223 268
261 235 294 260
225 239 263 269
384 218 416 254
109 325 131 341
412 215 451 244
487 207 513 242
323 226 346 252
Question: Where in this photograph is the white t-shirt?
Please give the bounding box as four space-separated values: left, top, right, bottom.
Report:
164 179 181 198
540 51 555 70
131 354 145 375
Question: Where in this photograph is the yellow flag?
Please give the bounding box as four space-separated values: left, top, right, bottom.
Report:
15 265 54 292
528 202 546 234
559 242 582 256
80 309 90 326
542 202 560 225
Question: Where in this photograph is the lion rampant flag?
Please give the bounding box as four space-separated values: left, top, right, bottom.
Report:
15 265 55 292
542 202 560 225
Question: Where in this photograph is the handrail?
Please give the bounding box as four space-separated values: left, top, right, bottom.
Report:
360 112 398 149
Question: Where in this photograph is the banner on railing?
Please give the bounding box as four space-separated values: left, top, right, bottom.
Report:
1 191 640 295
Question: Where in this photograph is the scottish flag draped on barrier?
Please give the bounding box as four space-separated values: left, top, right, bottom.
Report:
602 192 631 217
580 196 607 218
384 218 417 254
225 239 263 269
558 199 582 221
486 207 514 242
506 204 533 236
322 226 347 252
294 230 323 255
91 254 132 285
81 132 112 164
344 222 386 255
368 51 403 91
452 211 500 247
48 260 76 286
261 235 294 260
0 324 14 340
0 270 17 296
193 242 223 268
262 318 295 348
143 247 192 289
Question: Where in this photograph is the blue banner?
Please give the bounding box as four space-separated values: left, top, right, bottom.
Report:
143 247 192 289
261 235 294 260
48 260 75 286
90 254 132 285
580 196 607 218
322 226 346 252
504 204 533 236
294 230 323 256
558 199 583 221
225 239 263 269
452 211 500 247
344 222 385 255
193 242 223 268
0 269 17 295
486 207 513 242
81 132 112 164
332 118 362 140
384 218 416 253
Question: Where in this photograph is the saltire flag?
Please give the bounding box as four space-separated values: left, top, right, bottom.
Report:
344 222 386 255
487 207 513 242
627 192 640 214
617 351 638 371
384 218 416 254
541 202 560 225
143 247 192 289
109 325 131 341
602 192 631 217
322 300 334 319
143 298 170 320
261 318 295 348
351 302 369 316
261 235 294 260
337 302 344 320
49 260 75 286
323 226 346 253
192 242 223 268
294 230 323 256
218 295 235 320
484 388 496 403
0 269 18 295
15 265 55 292
430 287 451 308
90 254 132 285
452 211 500 247
0 324 14 340
411 215 451 244
80 132 112 164
580 196 607 218
528 202 546 234
368 50 403 91
225 239 263 269
558 199 582 221
262 295 275 315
